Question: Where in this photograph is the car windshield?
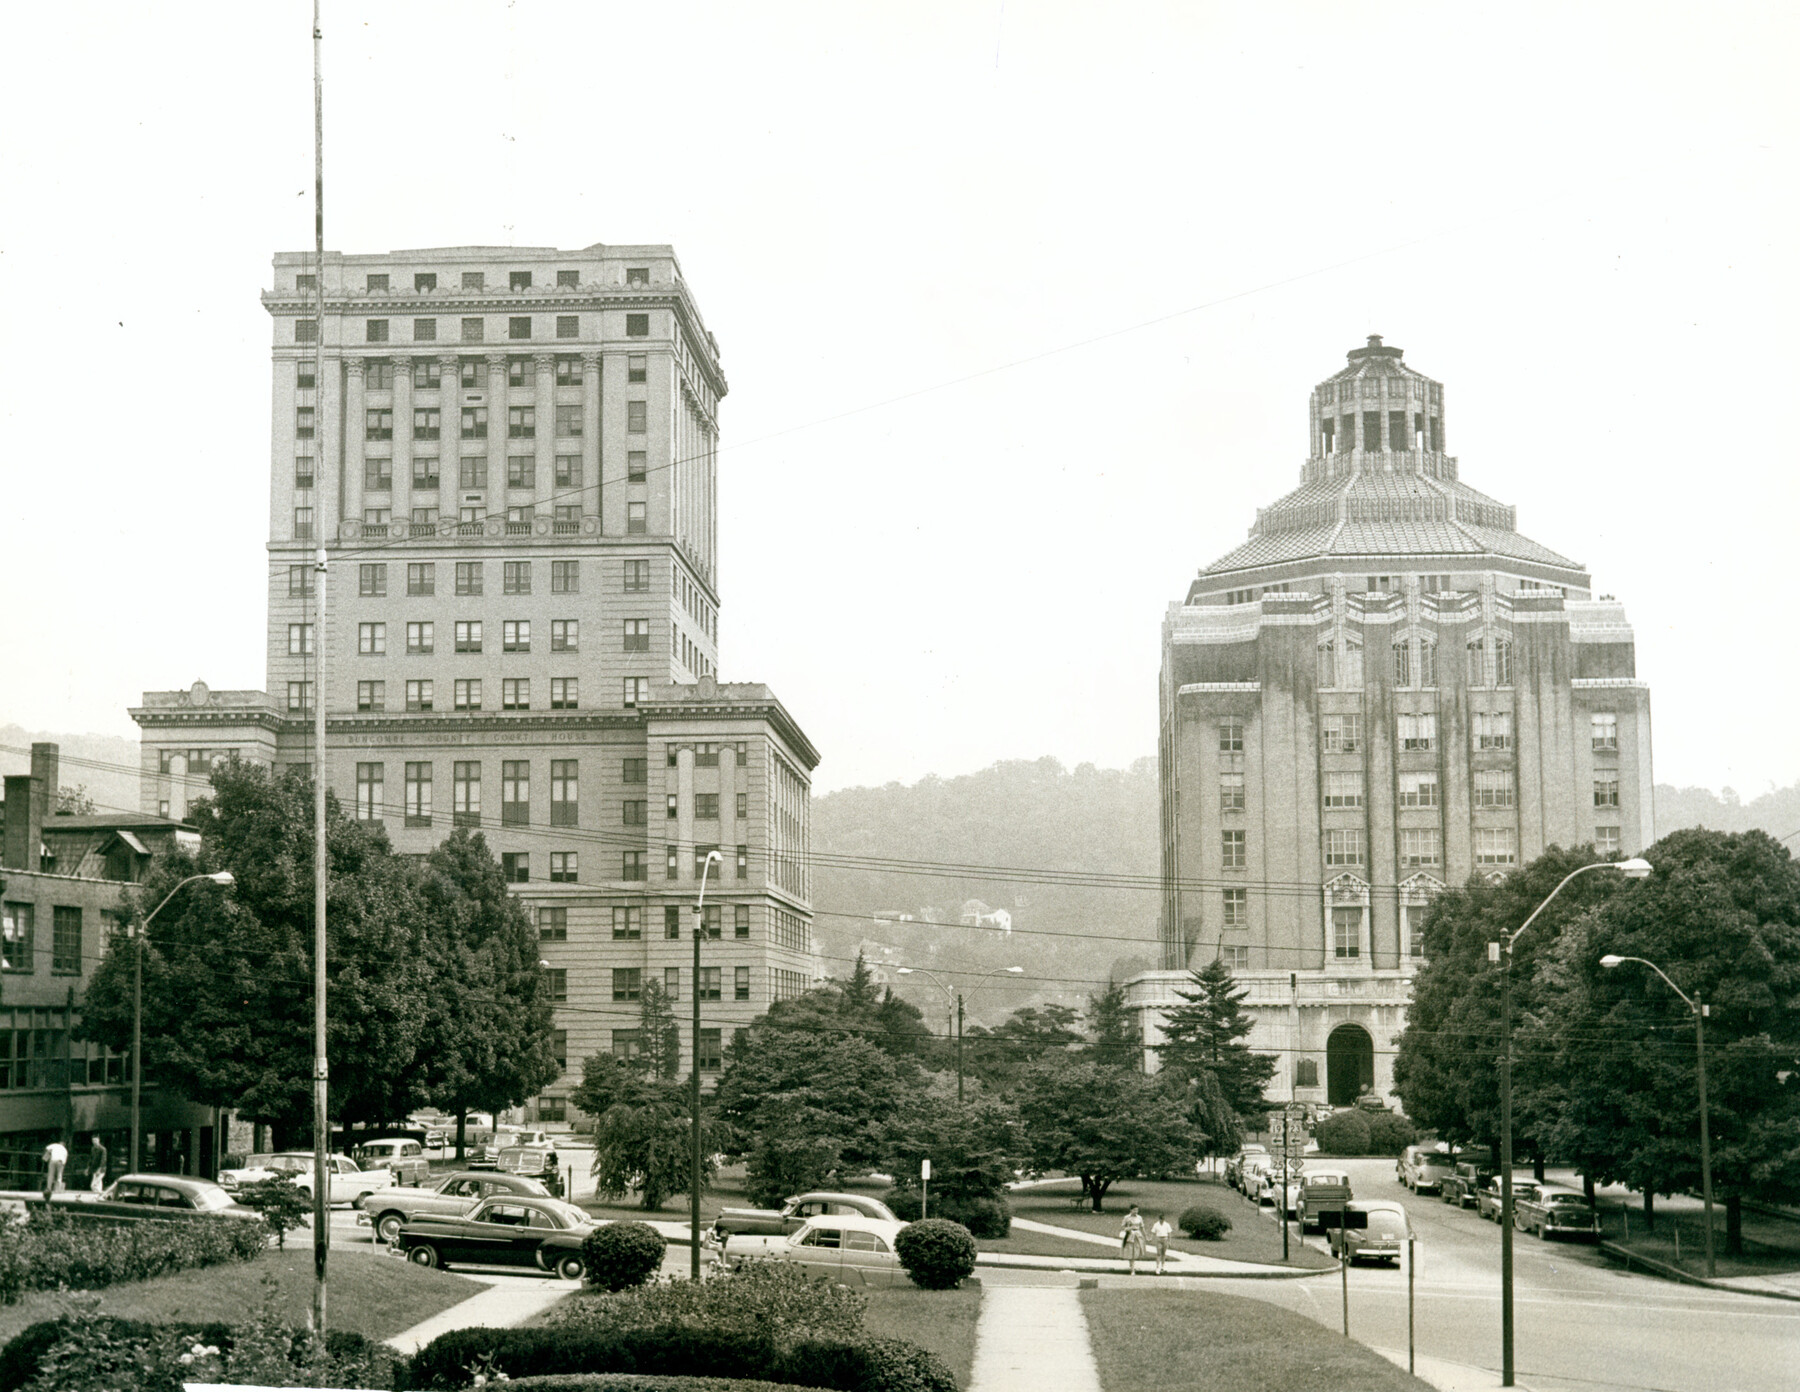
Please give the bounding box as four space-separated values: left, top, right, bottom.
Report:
185 1184 237 1212
1547 1195 1589 1206
499 1148 549 1165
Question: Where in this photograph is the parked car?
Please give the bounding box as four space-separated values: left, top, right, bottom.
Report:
1398 1146 1456 1195
1255 1160 1306 1213
73 1175 262 1224
1441 1161 1494 1209
1226 1145 1269 1192
359 1171 552 1244
352 1137 432 1187
1514 1186 1600 1241
474 1128 552 1168
396 1194 599 1279
723 1215 912 1287
496 1146 564 1198
1476 1177 1541 1222
1327 1200 1411 1265
709 1191 900 1244
1295 1170 1355 1233
1237 1155 1274 1198
219 1152 393 1207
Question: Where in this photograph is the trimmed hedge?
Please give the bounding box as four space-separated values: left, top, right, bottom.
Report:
403 1325 955 1392
0 1317 382 1392
584 1223 668 1292
1177 1204 1231 1240
1312 1109 1372 1156
544 1260 865 1337
508 1378 830 1391
1364 1112 1420 1157
881 1189 1012 1238
0 1212 268 1305
892 1220 976 1291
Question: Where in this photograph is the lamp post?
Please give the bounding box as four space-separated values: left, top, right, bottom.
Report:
1495 856 1651 1387
896 966 1024 1103
1600 953 1713 1277
690 848 723 1281
131 871 234 1176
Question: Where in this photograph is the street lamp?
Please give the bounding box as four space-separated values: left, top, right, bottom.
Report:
131 871 234 1176
1600 953 1714 1277
896 965 1024 1103
1495 856 1650 1387
690 848 723 1281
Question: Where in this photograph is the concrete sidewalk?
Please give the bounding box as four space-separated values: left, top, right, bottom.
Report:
968 1285 1102 1392
1371 1346 1538 1392
1002 1215 1330 1278
385 1276 571 1356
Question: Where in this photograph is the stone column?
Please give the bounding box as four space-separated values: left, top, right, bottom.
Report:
345 358 367 529
440 355 460 508
394 357 414 526
534 352 556 517
487 352 508 519
581 351 601 525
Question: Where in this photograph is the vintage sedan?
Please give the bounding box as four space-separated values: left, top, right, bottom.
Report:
395 1194 599 1279
496 1146 565 1198
351 1137 432 1187
1441 1161 1495 1209
359 1171 551 1244
220 1152 393 1207
1327 1200 1411 1265
724 1215 912 1287
73 1175 262 1224
1514 1186 1600 1241
709 1191 899 1244
1225 1145 1269 1192
1476 1177 1541 1222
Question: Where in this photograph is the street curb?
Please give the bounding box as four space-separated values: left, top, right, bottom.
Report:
1598 1240 1800 1302
973 1252 1334 1279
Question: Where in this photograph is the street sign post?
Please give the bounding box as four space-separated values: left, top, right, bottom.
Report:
921 1158 931 1220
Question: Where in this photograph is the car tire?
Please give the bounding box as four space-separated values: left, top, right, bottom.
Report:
556 1254 584 1281
408 1243 440 1268
376 1212 405 1244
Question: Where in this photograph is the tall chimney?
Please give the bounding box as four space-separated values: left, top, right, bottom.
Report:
3 774 42 871
31 743 59 821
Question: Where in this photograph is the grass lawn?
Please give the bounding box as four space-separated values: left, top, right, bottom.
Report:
861 1284 980 1389
1081 1287 1431 1392
1010 1177 1334 1270
976 1227 1123 1260
0 1247 477 1348
1596 1204 1800 1280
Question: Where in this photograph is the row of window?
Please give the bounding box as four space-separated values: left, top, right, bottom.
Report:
1318 376 1441 404
301 401 647 443
0 1013 134 1090
1 903 93 976
552 903 755 943
299 354 649 392
1215 824 1623 869
291 506 648 541
303 268 651 293
1320 408 1444 453
1316 636 1516 690
339 617 643 656
350 677 581 711
297 313 650 344
607 1025 723 1072
1289 769 1618 811
1220 711 1621 754
296 560 653 598
339 455 638 493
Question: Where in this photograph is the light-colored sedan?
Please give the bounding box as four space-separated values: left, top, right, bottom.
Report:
359 1171 552 1244
725 1215 913 1288
219 1152 393 1207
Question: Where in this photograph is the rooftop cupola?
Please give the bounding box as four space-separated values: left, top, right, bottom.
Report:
1306 335 1447 482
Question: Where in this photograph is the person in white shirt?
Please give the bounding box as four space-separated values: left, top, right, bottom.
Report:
41 1140 68 1202
1150 1213 1175 1275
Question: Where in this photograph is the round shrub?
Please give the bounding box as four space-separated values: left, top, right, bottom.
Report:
581 1222 667 1292
1177 1204 1231 1241
1364 1111 1420 1157
1313 1108 1371 1157
892 1218 976 1290
880 1190 1011 1238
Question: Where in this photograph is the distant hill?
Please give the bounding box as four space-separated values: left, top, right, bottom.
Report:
1654 784 1800 843
0 724 142 816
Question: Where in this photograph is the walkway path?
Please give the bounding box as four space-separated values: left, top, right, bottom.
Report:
385 1274 570 1355
968 1285 1102 1392
1005 1215 1326 1277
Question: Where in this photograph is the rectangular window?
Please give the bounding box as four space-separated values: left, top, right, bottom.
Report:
610 907 642 941
611 1029 640 1059
1221 829 1246 869
612 968 641 1002
453 678 482 711
1594 826 1621 855
622 758 647 784
293 506 313 539
552 560 580 593
552 1031 567 1074
503 678 530 710
1419 640 1437 687
1400 828 1442 869
736 793 748 820
502 761 530 825
365 408 393 441
1393 640 1411 687
503 619 530 652
551 677 578 709
622 799 647 825
295 457 315 488
413 456 441 489
404 679 433 711
365 319 389 344
623 560 650 592
555 458 583 493
694 744 719 768
509 406 536 438
356 680 385 712
623 676 649 706
556 315 579 338
414 317 437 341
537 907 568 942
1221 944 1250 970
1592 713 1618 751
459 459 489 493
550 760 578 826
1594 777 1620 808
1323 772 1364 809
507 455 535 489
628 353 647 382
455 619 482 653
1332 906 1362 959
288 622 314 655
1318 638 1363 689
461 406 488 438
460 357 488 390
697 1029 722 1072
546 969 567 1004
453 762 481 826
461 316 485 342
698 966 722 1001
627 400 648 433
735 966 751 1002
411 504 439 526
50 906 82 975
1398 713 1436 751
1321 714 1363 753
359 563 387 597
735 904 751 938
504 561 531 594
404 763 433 826
412 407 441 440
627 502 647 534
550 851 578 882
1397 772 1439 808
502 852 529 883
407 562 436 596
1222 887 1248 925
550 619 579 653
358 622 386 656
694 793 720 820
665 907 682 940
362 506 392 528
1324 829 1365 866
667 844 680 880
2 902 34 973
1473 711 1514 751
367 359 395 390
367 273 390 291
509 316 532 340
1474 827 1517 865
623 618 650 651
1494 639 1513 686
355 763 384 821
295 318 317 342
416 356 442 387
620 850 645 881
555 404 583 436
287 680 314 712
1474 769 1516 808
406 620 434 654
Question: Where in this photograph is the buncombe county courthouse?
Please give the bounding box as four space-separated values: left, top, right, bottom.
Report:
132 244 819 1127
1126 337 1653 1110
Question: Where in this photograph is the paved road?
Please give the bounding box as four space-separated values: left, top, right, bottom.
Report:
1211 1158 1797 1392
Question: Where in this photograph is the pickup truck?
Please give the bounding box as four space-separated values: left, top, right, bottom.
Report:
1514 1186 1600 1241
1295 1170 1354 1233
352 1138 432 1187
1440 1161 1494 1209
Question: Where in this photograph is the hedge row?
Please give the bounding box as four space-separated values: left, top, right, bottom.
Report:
881 1189 1011 1237
507 1378 831 1392
0 1212 267 1304
403 1325 956 1392
0 1317 382 1392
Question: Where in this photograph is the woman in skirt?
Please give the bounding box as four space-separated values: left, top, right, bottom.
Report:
1119 1203 1147 1275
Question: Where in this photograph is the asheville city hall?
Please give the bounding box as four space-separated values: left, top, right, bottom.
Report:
1126 337 1653 1108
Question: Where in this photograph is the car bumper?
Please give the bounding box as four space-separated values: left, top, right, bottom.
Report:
1543 1223 1599 1237
1352 1244 1402 1259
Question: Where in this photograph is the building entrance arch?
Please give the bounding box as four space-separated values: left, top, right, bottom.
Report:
1326 1023 1375 1106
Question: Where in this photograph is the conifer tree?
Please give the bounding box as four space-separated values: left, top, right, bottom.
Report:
1154 958 1275 1123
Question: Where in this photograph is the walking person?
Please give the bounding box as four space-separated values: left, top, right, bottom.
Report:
41 1138 68 1203
1119 1203 1147 1276
1150 1212 1174 1275
87 1136 109 1193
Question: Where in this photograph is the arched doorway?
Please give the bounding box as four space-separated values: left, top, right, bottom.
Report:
1326 1023 1374 1106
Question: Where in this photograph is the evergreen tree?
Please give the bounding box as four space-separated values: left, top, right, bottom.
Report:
1154 959 1275 1122
634 980 682 1082
1085 979 1137 1069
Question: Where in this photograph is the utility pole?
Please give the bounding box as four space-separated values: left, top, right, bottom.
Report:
955 994 965 1104
691 850 722 1280
309 0 330 1335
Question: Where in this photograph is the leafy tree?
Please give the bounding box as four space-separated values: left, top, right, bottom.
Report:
572 1049 656 1121
962 1004 1084 1090
590 1083 713 1210
79 763 435 1138
1085 979 1137 1069
878 1094 1020 1202
56 785 95 815
235 1177 312 1247
1531 829 1800 1252
1154 959 1275 1131
1014 1057 1203 1210
1391 844 1624 1160
755 960 937 1063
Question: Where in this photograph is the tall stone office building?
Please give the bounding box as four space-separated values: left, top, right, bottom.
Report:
1125 337 1652 1108
133 244 818 1124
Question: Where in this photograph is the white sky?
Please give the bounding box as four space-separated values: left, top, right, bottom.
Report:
2 2 1796 796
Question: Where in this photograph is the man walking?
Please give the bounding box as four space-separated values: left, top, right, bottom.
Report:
87 1136 109 1192
41 1138 68 1202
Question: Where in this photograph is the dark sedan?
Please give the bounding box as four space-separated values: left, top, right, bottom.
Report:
396 1194 599 1279
66 1175 262 1224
